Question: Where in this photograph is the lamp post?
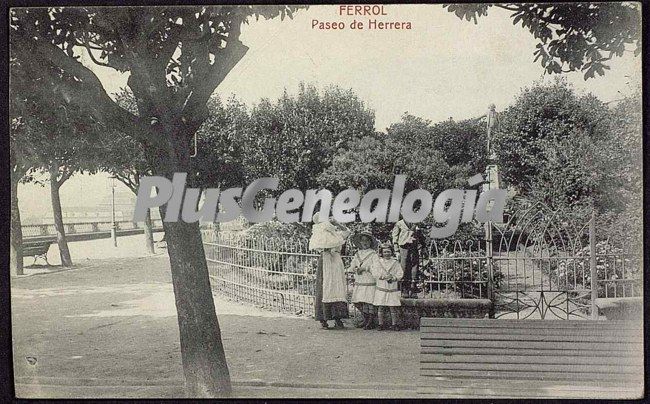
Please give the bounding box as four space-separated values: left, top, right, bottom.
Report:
485 104 498 316
110 175 117 247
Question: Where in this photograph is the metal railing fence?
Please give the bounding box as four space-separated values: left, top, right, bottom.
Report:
22 219 164 238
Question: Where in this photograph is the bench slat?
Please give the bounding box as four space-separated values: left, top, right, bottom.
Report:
23 249 49 255
418 378 642 389
417 386 642 400
421 332 641 343
420 369 640 382
420 339 642 350
419 318 643 398
23 245 50 250
420 318 642 329
420 326 643 337
23 241 52 247
420 353 643 366
417 384 642 395
421 362 642 374
420 347 641 357
22 241 52 258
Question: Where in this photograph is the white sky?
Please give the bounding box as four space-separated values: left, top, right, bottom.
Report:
17 4 642 219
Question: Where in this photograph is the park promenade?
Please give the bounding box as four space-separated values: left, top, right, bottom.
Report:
11 235 418 398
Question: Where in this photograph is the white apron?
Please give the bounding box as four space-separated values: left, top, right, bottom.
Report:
349 249 379 304
372 258 403 307
309 220 350 303
321 247 347 303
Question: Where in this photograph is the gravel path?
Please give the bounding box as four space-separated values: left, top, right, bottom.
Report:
11 253 419 398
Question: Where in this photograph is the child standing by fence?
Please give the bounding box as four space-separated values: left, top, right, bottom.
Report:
372 242 404 331
391 218 426 298
348 231 379 329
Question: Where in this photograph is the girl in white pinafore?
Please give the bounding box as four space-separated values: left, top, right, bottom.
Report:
348 231 379 329
371 243 404 331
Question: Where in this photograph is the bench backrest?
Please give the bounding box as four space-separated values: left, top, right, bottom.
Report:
420 318 643 398
22 241 52 255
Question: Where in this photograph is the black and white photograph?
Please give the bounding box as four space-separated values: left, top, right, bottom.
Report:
6 2 645 399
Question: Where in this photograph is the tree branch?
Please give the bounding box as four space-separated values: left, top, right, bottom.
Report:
10 161 29 184
181 29 248 134
82 40 111 68
14 34 166 150
157 26 182 70
495 4 522 12
57 166 74 186
115 171 138 193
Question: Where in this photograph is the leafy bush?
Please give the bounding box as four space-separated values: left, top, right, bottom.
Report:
244 220 311 240
229 220 313 273
420 250 503 299
554 241 642 297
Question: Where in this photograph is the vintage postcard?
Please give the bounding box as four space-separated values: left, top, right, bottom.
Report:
8 2 644 399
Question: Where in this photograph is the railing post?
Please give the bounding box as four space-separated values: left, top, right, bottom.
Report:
589 209 598 319
485 222 495 318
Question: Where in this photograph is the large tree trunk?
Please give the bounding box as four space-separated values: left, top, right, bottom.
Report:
143 208 155 254
10 177 24 276
164 219 230 396
50 171 72 267
151 129 231 397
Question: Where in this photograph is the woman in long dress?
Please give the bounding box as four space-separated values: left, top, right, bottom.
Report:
309 213 351 329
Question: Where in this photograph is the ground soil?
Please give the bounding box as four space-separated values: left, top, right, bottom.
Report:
11 245 419 398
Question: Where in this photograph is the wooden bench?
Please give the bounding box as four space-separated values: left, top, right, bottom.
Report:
419 318 643 399
22 240 52 266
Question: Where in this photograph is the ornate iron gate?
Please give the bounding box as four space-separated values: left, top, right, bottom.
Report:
420 202 640 320
489 203 594 319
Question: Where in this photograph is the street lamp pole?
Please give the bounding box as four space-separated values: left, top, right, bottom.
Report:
110 175 117 247
485 104 497 315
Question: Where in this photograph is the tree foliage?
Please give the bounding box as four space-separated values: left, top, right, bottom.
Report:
494 79 641 235
445 3 641 79
494 79 612 196
11 54 104 183
244 83 375 191
9 6 307 166
320 114 487 239
101 88 250 192
322 114 486 194
191 96 249 190
10 53 107 267
96 88 152 193
603 88 643 247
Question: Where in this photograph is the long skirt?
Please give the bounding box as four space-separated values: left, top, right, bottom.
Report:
314 255 349 321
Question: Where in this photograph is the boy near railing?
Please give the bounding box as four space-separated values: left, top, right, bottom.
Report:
391 218 426 298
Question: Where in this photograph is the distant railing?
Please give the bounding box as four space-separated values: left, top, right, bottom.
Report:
201 219 642 318
22 219 164 238
202 231 359 315
201 228 495 316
